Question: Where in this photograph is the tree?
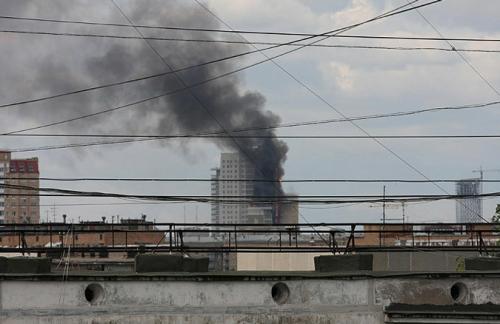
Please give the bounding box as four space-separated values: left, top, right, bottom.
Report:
492 204 500 223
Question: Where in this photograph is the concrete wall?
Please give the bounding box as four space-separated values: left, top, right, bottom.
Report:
1 272 500 323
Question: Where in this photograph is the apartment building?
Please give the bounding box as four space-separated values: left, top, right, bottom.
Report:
0 151 40 224
0 151 9 223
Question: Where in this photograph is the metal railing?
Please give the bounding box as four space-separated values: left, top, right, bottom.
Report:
0 222 498 255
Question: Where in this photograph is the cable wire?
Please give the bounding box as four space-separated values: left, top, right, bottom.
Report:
5 133 500 139
2 29 499 54
2 177 500 183
2 13 499 42
1 182 500 204
7 95 499 137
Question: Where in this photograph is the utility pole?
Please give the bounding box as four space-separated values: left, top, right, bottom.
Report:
50 203 57 223
402 202 406 224
382 185 386 225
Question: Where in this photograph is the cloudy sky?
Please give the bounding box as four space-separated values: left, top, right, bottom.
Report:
0 0 499 224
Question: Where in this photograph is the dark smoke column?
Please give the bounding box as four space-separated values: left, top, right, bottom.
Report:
127 2 290 205
18 0 289 220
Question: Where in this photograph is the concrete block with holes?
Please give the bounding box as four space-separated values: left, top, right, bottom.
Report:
465 257 500 270
314 254 373 272
0 256 7 272
182 257 209 272
4 257 51 273
135 254 209 272
135 254 183 272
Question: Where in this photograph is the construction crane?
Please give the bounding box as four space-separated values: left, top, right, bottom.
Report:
472 167 500 180
469 167 500 222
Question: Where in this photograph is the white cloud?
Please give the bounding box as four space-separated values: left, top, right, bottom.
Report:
327 62 356 91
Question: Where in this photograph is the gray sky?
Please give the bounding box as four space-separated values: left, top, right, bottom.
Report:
0 0 499 224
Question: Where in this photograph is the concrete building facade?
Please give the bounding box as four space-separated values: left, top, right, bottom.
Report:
211 152 255 224
278 200 299 224
0 218 163 252
2 272 500 323
456 178 482 223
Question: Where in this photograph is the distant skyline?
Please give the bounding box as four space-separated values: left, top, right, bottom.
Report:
0 0 499 224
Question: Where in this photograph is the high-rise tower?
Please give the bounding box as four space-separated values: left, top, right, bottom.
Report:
455 178 482 223
211 152 255 224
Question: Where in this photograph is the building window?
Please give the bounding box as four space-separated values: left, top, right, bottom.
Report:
99 234 103 240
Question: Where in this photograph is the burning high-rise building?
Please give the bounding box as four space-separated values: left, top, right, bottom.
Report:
211 152 255 224
211 152 296 225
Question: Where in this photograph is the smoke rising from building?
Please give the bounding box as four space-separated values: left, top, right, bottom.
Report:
3 0 288 196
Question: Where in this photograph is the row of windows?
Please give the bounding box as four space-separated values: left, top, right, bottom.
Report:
0 234 104 243
1 211 38 217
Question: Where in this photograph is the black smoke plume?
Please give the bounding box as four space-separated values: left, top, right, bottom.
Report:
3 0 288 196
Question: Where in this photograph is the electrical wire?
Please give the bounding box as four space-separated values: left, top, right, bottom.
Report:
2 29 499 54
2 13 499 43
2 183 500 204
6 98 500 150
5 133 500 139
3 177 498 183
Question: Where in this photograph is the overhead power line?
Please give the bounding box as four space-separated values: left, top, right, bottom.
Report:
5 133 500 139
14 131 500 153
7 98 500 147
5 177 500 183
1 14 499 43
1 182 499 204
0 0 439 112
2 29 499 54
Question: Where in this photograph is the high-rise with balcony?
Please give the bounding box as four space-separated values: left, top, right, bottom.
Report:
0 151 40 224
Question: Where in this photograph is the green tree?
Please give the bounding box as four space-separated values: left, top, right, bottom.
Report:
493 204 500 223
